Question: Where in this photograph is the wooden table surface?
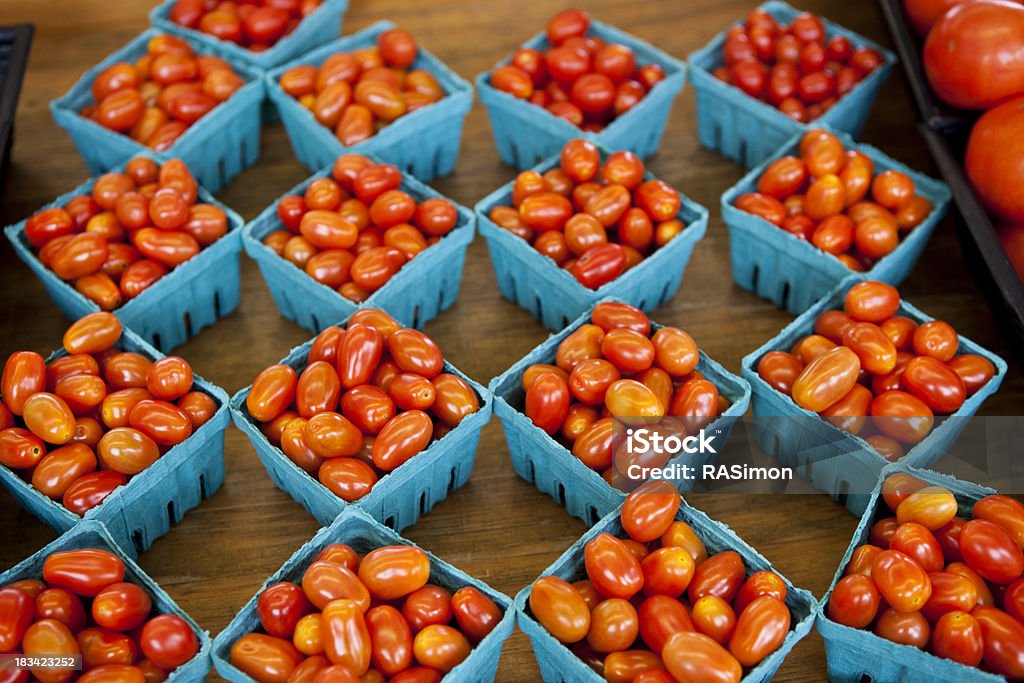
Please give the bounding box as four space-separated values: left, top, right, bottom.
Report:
1 0 1022 680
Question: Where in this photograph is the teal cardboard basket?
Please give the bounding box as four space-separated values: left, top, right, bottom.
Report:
516 501 817 682
150 0 349 71
489 301 751 527
49 28 263 193
688 0 896 169
818 463 1002 682
721 125 951 315
0 326 229 556
229 316 492 532
4 152 245 353
475 142 708 331
243 155 474 333
740 276 1007 518
476 19 686 169
0 521 212 680
265 20 473 180
211 506 514 682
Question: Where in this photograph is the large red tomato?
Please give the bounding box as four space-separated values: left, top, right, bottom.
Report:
905 0 1020 35
923 1 1024 109
966 97 1024 222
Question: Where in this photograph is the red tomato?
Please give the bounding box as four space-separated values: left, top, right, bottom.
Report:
873 608 930 648
139 615 199 670
257 582 311 638
933 610 984 666
728 596 790 667
358 546 430 600
230 633 304 683
366 605 412 676
525 372 571 434
960 519 1024 584
688 551 745 604
43 549 125 597
827 574 880 628
966 96 1024 223
0 588 34 651
585 533 644 599
620 479 680 542
92 582 152 632
974 606 1024 677
450 586 502 642
924 2 1024 110
662 631 742 683
871 549 932 612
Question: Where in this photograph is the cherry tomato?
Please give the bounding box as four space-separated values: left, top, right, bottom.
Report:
92 582 152 632
828 574 880 628
871 549 932 612
663 631 742 683
450 586 501 642
230 633 304 683
728 596 790 667
960 519 1024 584
43 549 124 597
529 576 590 644
358 546 430 600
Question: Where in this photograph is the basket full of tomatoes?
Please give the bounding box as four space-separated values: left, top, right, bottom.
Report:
212 506 515 682
4 154 244 353
0 313 230 555
229 308 491 532
265 21 473 180
489 301 751 527
49 29 263 193
0 520 211 681
476 9 686 170
517 484 817 682
688 1 895 169
243 152 474 334
150 0 350 71
820 465 1024 682
722 126 950 315
475 138 708 331
741 278 1006 518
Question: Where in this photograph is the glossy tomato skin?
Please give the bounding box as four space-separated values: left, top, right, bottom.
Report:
728 596 790 667
366 605 412 676
662 631 742 683
974 606 1024 678
924 2 1024 110
139 615 199 670
688 551 745 604
828 574 880 628
960 519 1024 584
966 96 1024 223
585 533 644 599
933 610 984 666
450 586 501 642
230 633 304 683
92 582 152 632
43 548 125 597
871 549 932 612
0 588 35 651
358 546 430 600
529 576 590 644
257 582 311 638
620 480 681 542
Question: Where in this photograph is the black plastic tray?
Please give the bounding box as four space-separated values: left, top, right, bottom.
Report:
878 0 1024 363
921 125 1024 362
0 24 34 188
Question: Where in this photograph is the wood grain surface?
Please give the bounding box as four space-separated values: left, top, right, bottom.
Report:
1 0 1021 680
